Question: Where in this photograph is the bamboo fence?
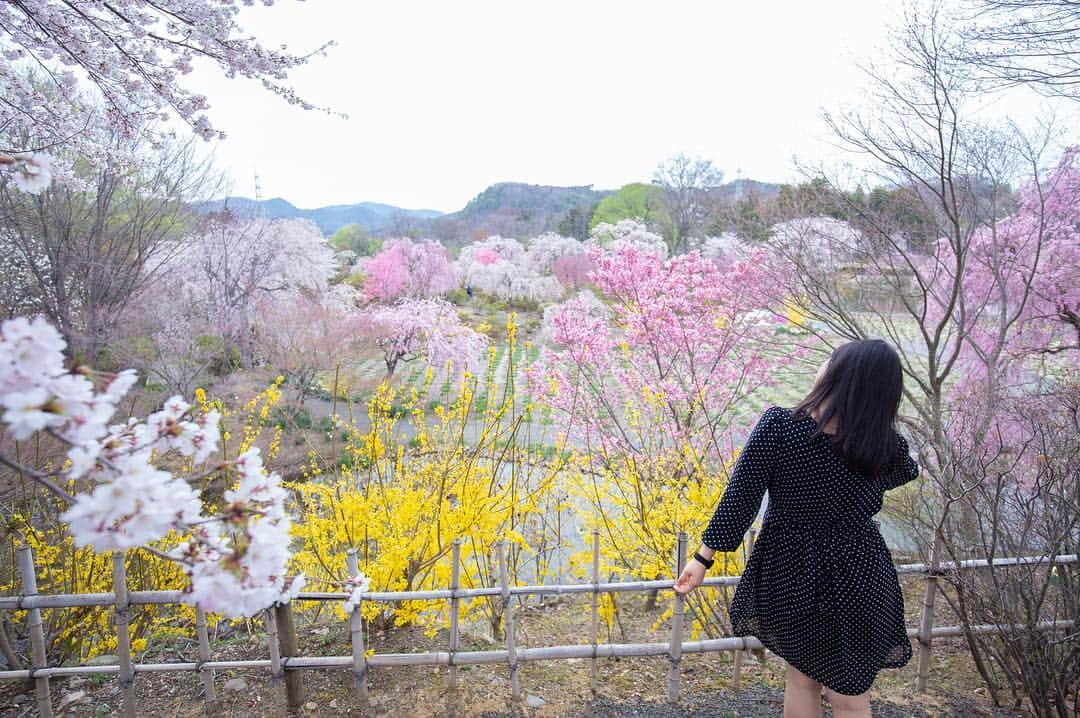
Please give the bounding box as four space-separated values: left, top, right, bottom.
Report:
0 533 1075 717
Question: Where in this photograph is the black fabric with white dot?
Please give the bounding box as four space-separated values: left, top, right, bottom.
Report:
702 405 919 696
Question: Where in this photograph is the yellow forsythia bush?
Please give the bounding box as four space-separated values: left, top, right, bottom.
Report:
290 318 565 640
565 444 747 641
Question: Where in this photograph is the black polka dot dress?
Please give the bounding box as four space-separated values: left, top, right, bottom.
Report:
701 406 920 696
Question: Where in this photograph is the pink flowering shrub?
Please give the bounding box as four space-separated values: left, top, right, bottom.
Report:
531 244 788 465
363 238 460 302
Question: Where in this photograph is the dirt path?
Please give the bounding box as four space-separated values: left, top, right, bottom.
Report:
479 690 1023 717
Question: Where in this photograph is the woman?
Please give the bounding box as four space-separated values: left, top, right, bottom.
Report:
674 339 919 718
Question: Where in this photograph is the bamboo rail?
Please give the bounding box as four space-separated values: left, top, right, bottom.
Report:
1 540 1074 714
0 620 1071 681
667 532 687 702
274 602 305 710
4 551 1070 611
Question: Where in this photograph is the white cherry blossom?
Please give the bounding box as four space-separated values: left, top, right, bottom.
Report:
0 315 299 618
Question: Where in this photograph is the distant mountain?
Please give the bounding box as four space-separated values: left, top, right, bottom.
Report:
428 183 613 245
709 178 783 202
194 197 443 235
196 178 783 242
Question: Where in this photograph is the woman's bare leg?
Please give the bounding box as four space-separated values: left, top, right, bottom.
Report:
783 664 822 718
825 688 871 718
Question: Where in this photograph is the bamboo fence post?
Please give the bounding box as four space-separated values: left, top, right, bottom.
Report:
448 539 462 691
112 553 136 718
916 536 941 692
732 635 742 690
195 607 215 702
274 603 305 711
497 540 521 701
17 545 52 718
346 549 369 705
590 530 600 696
667 532 687 704
265 607 282 683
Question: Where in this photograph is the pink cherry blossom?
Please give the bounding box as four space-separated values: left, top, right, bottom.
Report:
530 243 792 465
363 238 460 302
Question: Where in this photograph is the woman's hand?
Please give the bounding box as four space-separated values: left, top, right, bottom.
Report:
673 559 706 595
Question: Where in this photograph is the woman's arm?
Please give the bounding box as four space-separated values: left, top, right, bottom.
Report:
701 406 784 552
882 432 919 490
675 407 783 595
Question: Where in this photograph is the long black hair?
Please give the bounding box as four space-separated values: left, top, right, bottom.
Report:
793 339 903 478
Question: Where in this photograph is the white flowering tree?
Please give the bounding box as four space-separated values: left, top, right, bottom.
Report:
160 215 337 370
255 286 361 404
357 298 488 379
0 317 304 616
0 0 328 191
0 2 366 620
522 232 586 274
0 134 218 361
457 234 570 304
696 233 746 263
587 219 669 257
540 289 609 343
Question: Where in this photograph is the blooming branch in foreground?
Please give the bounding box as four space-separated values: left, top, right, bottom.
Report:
0 315 301 616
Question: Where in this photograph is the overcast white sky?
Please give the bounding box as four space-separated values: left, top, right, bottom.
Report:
189 1 1076 213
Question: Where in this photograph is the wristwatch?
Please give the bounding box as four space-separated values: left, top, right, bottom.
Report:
692 551 715 569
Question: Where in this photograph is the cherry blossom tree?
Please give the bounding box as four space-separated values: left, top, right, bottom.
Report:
457 235 565 304
0 1 328 157
540 288 608 342
0 134 218 361
466 260 564 304
529 243 792 618
362 237 459 302
457 235 525 267
531 243 786 465
587 219 668 257
0 316 307 617
115 275 218 395
522 232 585 274
357 298 487 379
163 215 336 369
695 233 745 264
552 253 595 290
255 287 360 404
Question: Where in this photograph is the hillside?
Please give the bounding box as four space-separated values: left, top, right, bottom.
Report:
426 182 612 245
194 197 443 234
709 178 782 202
196 179 783 241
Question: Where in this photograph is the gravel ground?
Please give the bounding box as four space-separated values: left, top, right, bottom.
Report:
478 687 1025 717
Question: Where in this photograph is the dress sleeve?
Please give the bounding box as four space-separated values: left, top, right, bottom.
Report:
882 432 919 490
701 406 783 552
